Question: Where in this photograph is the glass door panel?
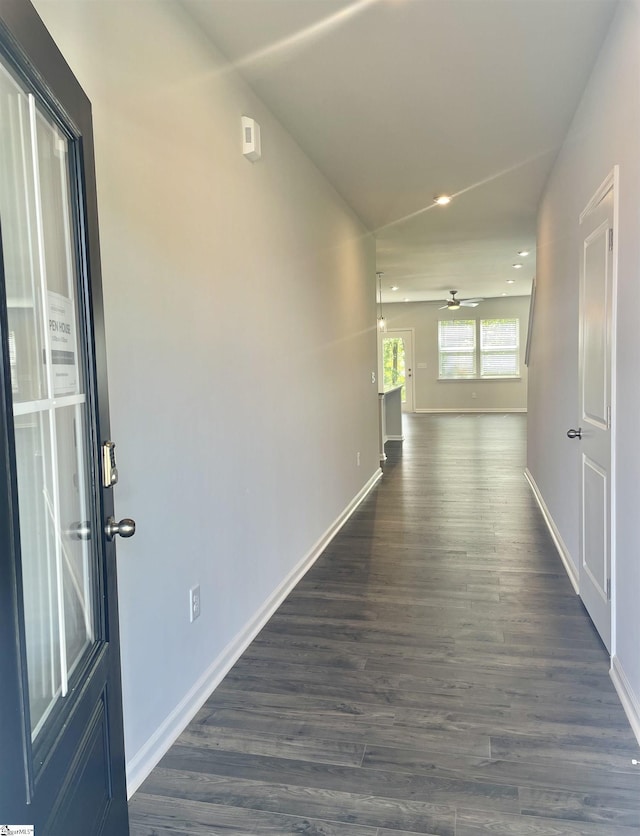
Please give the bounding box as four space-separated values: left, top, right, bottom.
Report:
0 62 97 741
13 409 58 733
382 336 407 402
56 403 94 674
381 329 414 412
0 65 45 404
36 108 76 300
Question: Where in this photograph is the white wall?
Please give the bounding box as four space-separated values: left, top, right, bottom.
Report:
529 0 640 736
382 295 530 411
33 0 379 789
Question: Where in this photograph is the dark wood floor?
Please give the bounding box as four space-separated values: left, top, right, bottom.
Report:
129 414 640 835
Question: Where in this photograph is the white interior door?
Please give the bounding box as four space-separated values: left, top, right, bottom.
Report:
576 175 615 652
381 329 414 412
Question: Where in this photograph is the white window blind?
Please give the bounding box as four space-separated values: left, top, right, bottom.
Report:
480 319 519 377
438 318 520 379
438 320 476 378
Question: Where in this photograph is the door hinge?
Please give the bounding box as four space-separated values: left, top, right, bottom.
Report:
609 228 614 251
606 577 611 600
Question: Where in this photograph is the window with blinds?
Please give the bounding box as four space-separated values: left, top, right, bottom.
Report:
438 320 476 378
480 319 519 377
438 318 520 379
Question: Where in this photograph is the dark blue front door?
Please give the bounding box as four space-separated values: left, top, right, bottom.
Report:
0 3 129 833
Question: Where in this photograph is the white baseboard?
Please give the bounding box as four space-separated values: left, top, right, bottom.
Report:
385 434 404 442
415 408 527 414
125 467 383 797
611 655 640 749
524 468 579 594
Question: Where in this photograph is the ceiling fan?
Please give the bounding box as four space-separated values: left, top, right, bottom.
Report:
439 290 484 310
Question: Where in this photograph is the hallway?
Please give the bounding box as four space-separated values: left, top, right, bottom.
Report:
129 414 640 835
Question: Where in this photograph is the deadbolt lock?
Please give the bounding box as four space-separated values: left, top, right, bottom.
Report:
102 441 119 488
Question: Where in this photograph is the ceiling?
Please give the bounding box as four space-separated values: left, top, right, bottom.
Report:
181 0 617 303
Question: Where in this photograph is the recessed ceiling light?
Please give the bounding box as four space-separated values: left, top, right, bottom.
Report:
403 298 410 302
391 286 399 291
434 195 451 206
517 250 530 257
506 279 515 284
512 263 523 269
501 292 508 296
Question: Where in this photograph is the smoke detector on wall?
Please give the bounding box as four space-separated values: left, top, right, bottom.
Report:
242 116 261 162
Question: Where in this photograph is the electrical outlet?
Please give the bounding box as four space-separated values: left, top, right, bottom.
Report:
371 371 376 384
472 391 477 399
356 451 361 466
189 584 201 622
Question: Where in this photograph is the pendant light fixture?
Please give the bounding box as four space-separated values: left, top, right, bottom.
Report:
377 271 386 332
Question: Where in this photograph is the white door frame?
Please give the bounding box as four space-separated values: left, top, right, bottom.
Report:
578 165 618 655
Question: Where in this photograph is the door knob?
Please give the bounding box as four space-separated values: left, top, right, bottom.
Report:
567 428 582 439
105 516 136 540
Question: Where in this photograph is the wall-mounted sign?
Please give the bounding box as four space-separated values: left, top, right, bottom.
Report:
46 290 78 395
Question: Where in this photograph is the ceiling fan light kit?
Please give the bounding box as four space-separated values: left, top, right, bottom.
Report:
439 290 484 310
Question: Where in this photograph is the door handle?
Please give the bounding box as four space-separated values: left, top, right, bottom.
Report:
567 428 582 439
105 516 136 540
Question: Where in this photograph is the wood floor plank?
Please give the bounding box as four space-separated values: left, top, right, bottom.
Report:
208 684 632 734
129 792 381 835
178 723 367 767
138 767 454 835
225 656 621 711
518 786 640 829
214 671 515 712
129 415 640 835
490 734 639 771
157 745 521 814
455 807 640 835
361 744 640 795
249 633 612 673
203 684 633 749
198 704 492 757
